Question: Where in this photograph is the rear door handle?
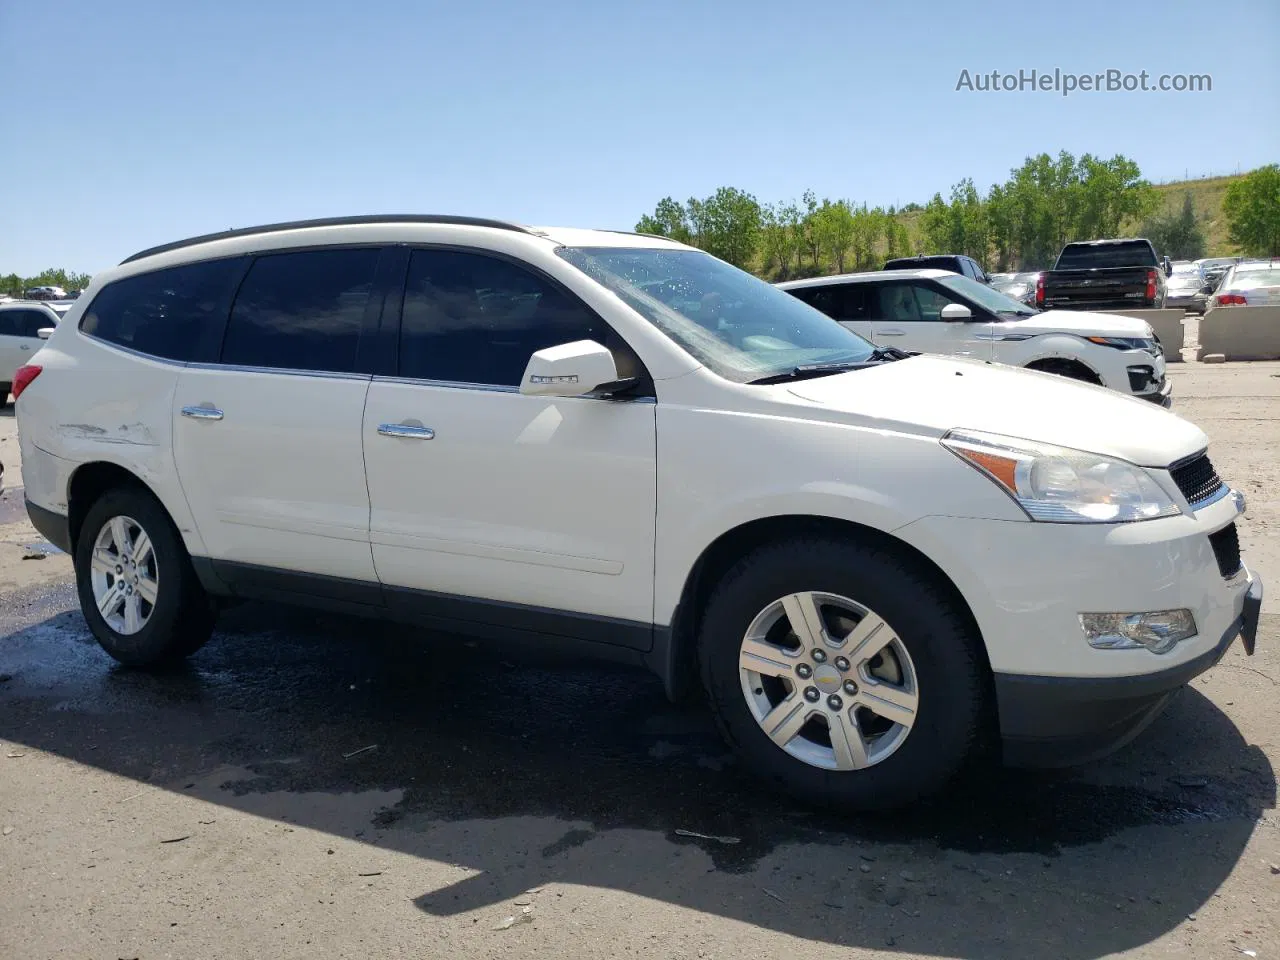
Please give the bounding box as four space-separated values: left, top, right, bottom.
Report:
378 422 434 440
181 405 224 421
878 328 906 337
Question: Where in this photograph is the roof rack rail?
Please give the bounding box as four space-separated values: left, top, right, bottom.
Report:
120 214 530 265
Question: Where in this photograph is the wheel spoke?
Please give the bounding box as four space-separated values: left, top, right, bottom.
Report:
110 517 133 557
97 583 124 619
739 639 795 678
827 712 871 770
759 694 812 749
781 592 827 651
136 575 159 605
844 612 893 664
91 548 116 575
123 594 143 633
856 682 918 727
130 530 153 568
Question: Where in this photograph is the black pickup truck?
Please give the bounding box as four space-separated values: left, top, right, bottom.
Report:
1037 238 1172 310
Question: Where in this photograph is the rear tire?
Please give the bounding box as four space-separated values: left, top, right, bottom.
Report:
74 485 215 666
697 537 986 812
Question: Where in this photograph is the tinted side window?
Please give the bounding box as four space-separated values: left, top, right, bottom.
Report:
18 310 52 338
222 248 380 373
399 250 606 386
910 283 966 321
794 284 870 322
868 283 924 322
80 258 242 361
0 312 19 337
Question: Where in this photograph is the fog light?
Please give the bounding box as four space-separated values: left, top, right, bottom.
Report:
1080 610 1197 654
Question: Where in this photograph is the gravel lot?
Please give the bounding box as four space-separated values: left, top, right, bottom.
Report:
1 360 1277 960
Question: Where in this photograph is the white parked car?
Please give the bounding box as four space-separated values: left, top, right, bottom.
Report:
15 216 1261 811
0 301 60 404
778 270 1172 406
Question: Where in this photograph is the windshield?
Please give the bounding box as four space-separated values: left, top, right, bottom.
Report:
935 273 1037 315
1224 265 1279 290
557 247 877 382
1055 241 1158 270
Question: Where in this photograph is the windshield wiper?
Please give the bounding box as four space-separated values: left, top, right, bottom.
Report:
747 351 912 385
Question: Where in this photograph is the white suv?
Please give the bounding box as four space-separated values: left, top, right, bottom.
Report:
15 216 1261 811
778 270 1172 406
1 301 60 405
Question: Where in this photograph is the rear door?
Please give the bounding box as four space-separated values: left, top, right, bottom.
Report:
786 283 874 340
0 309 44 382
868 280 993 359
172 246 390 592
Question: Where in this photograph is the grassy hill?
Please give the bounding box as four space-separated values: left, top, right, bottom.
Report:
1144 173 1243 255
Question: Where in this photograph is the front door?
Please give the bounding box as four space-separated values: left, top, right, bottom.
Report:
362 248 657 645
868 281 993 359
172 247 385 587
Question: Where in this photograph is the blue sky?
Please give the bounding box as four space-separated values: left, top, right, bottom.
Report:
2 0 1277 276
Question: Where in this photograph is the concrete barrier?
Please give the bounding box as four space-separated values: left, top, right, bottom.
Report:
1097 308 1186 361
1198 306 1280 361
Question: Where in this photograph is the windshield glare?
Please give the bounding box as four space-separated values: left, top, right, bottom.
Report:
936 273 1037 315
557 247 878 382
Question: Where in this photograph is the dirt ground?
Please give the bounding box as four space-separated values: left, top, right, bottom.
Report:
1 358 1277 960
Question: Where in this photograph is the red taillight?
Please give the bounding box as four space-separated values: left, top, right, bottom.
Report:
1217 293 1247 306
1035 273 1045 305
1145 269 1157 301
11 364 42 401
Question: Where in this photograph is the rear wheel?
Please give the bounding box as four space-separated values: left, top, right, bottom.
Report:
74 485 215 666
698 537 986 811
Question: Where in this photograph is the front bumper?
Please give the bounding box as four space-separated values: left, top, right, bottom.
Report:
1138 377 1174 408
997 576 1262 767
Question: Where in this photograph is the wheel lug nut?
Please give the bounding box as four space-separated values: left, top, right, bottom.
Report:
115 565 123 574
843 680 858 695
803 686 820 703
811 649 827 663
796 663 813 679
826 694 843 710
834 656 850 671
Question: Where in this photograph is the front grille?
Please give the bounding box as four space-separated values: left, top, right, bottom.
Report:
1170 453 1224 506
1208 522 1242 579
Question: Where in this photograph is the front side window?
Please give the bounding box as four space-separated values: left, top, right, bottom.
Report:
221 248 380 373
399 249 610 386
80 258 243 361
558 247 875 383
935 273 1037 316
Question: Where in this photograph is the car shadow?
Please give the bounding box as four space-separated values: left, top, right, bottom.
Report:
0 587 1273 959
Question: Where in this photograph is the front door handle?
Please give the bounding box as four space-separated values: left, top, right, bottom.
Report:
877 328 906 337
378 422 435 440
181 405 224 421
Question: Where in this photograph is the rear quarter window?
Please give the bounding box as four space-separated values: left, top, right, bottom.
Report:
80 257 245 362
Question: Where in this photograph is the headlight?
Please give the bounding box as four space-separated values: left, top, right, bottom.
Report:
1086 336 1157 352
942 430 1180 523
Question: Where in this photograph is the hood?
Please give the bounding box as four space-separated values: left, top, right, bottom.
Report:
785 355 1206 467
1015 309 1152 337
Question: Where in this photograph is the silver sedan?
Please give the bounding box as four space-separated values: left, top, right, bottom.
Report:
1208 260 1280 308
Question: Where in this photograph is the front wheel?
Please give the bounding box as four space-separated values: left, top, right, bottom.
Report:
698 537 986 811
74 485 215 666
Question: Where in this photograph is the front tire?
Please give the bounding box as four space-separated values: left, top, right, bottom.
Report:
74 485 215 666
698 537 986 811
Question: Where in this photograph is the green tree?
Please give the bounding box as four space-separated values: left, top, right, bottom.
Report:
685 187 762 268
1142 192 1207 260
1223 164 1280 256
884 216 911 259
635 197 692 244
850 205 885 269
811 200 856 272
